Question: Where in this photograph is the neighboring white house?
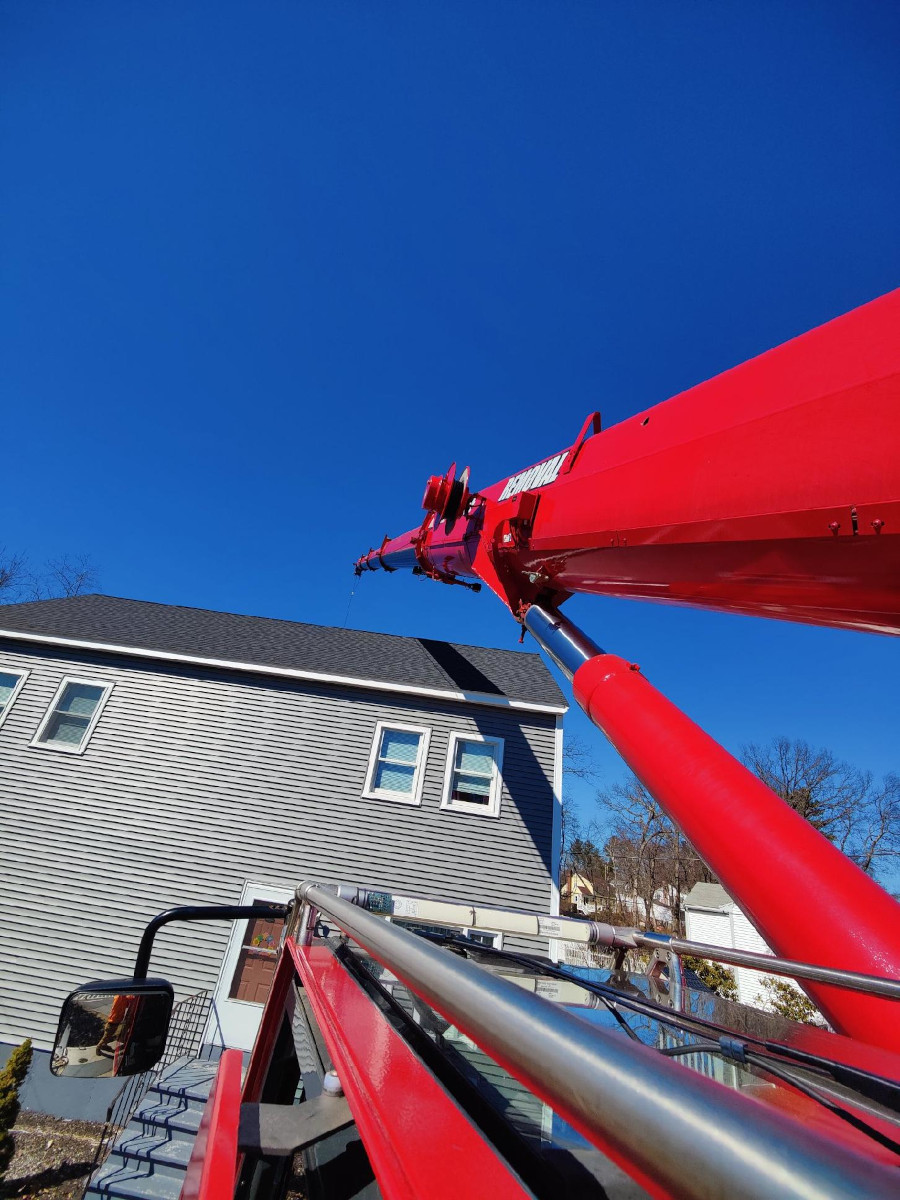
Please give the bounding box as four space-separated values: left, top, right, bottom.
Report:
681 882 780 1007
562 872 677 927
626 884 676 930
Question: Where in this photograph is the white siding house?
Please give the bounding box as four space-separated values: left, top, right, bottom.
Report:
681 882 777 1007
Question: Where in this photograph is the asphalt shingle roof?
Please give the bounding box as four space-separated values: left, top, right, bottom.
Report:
681 882 733 910
0 595 566 710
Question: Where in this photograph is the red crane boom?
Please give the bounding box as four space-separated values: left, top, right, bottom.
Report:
356 287 900 1053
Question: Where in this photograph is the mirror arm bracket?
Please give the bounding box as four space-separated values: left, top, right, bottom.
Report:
133 904 291 980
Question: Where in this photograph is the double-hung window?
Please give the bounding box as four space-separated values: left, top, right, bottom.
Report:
364 722 430 805
32 677 112 754
0 670 28 729
441 733 504 818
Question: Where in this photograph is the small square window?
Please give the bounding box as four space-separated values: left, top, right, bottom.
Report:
441 733 504 818
0 670 28 729
32 677 112 754
364 722 430 805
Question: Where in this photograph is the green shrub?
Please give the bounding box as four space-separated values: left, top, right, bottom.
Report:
759 978 821 1024
682 955 738 1001
0 1039 32 1177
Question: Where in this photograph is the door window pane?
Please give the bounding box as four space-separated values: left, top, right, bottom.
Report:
229 910 285 1004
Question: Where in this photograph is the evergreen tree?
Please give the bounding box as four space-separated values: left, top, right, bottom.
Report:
0 1038 32 1177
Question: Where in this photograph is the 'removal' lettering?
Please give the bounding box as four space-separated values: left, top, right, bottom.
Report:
498 453 566 502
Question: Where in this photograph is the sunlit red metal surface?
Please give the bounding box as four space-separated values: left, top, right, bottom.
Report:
287 939 533 1200
358 287 900 634
241 940 297 1105
180 1048 243 1200
356 287 900 1053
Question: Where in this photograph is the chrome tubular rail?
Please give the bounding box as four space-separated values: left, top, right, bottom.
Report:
298 881 897 1200
633 932 900 1001
318 882 900 1002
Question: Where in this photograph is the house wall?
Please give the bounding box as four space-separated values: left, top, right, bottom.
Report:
729 908 775 1007
0 641 558 1050
683 904 775 1006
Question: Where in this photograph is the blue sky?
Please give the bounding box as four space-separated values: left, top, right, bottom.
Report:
2 2 898 871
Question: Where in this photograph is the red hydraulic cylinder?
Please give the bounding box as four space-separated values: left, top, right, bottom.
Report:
524 603 900 1053
576 652 900 1052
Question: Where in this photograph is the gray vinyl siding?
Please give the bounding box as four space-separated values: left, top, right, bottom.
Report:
0 643 558 1049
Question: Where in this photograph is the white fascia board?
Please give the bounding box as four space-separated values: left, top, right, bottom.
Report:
550 716 563 914
548 715 564 962
0 628 568 716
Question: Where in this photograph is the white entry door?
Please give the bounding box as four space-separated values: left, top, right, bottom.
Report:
207 882 293 1053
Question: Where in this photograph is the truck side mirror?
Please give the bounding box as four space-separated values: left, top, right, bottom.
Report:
51 978 174 1078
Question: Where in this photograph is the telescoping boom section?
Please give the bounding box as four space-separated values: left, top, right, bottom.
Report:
183 882 900 1200
356 288 900 1055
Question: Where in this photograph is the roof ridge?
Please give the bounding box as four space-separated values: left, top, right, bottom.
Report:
0 593 546 661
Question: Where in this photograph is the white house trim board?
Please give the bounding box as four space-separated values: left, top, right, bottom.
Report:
549 717 564 962
362 721 432 806
0 629 567 715
550 717 563 915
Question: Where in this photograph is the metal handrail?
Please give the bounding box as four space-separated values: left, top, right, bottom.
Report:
632 932 900 1000
320 882 900 1001
299 881 899 1200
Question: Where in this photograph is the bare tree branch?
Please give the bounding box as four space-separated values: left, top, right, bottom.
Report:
741 738 899 880
562 735 600 782
1 552 101 603
44 554 100 598
0 551 28 600
594 775 715 931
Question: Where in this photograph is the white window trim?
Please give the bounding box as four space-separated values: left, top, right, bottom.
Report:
0 669 29 729
363 721 431 806
440 731 504 819
30 675 113 755
461 927 504 950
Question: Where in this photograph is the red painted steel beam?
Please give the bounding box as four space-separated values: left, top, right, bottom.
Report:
287 939 534 1200
180 1048 243 1200
357 287 900 634
241 939 297 1105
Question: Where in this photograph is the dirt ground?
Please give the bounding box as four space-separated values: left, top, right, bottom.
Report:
0 1111 105 1200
